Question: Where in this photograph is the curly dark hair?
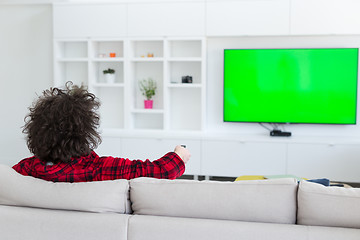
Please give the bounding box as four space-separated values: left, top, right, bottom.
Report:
23 82 102 163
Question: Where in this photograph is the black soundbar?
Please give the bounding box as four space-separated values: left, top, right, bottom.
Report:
270 130 292 137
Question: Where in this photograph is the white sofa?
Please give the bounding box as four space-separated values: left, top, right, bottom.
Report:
0 164 359 240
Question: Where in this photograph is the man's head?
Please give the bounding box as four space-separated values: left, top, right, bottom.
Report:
23 82 101 163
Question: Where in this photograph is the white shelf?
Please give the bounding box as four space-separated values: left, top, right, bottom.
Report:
93 83 124 88
168 58 202 62
92 58 124 62
54 37 206 132
168 83 202 88
131 108 164 114
131 57 164 62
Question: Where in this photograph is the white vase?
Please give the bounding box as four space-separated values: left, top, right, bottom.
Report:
104 73 115 83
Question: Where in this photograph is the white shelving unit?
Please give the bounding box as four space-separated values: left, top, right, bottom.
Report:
53 37 206 133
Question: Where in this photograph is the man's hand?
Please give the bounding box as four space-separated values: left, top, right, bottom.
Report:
174 145 191 164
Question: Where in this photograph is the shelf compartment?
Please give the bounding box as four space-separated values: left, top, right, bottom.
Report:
130 40 163 58
97 87 124 129
168 40 202 58
168 61 202 84
168 88 202 131
55 41 88 59
91 40 124 59
56 61 88 86
92 61 124 84
131 61 163 110
132 112 163 130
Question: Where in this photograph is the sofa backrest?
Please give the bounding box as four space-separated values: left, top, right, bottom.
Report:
0 164 131 214
130 177 298 224
297 180 360 229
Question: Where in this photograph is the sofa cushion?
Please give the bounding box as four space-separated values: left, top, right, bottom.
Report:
0 164 130 213
128 215 360 240
297 180 360 228
130 177 298 224
128 215 307 240
0 205 130 240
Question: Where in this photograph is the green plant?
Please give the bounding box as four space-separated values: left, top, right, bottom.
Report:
103 68 115 74
139 78 157 100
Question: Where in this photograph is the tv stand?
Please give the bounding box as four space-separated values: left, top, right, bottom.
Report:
270 129 291 137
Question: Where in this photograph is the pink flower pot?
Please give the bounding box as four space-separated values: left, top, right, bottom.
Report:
144 100 153 109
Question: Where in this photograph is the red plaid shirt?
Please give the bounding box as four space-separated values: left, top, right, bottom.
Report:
12 151 185 182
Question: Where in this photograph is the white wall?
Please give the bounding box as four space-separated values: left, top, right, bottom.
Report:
0 4 53 165
207 36 360 138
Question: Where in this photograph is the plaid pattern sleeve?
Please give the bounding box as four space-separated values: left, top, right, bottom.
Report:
12 157 34 176
12 151 185 182
94 152 185 181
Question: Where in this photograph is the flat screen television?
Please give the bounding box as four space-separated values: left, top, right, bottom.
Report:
223 48 359 124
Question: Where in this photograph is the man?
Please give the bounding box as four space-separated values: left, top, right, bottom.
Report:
13 82 190 182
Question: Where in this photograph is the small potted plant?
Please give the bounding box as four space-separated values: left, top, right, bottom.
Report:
139 78 157 109
103 68 115 83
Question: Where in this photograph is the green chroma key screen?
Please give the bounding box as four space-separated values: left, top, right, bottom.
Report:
224 48 358 124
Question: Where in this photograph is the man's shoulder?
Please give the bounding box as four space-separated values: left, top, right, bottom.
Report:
14 156 38 166
12 156 38 174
